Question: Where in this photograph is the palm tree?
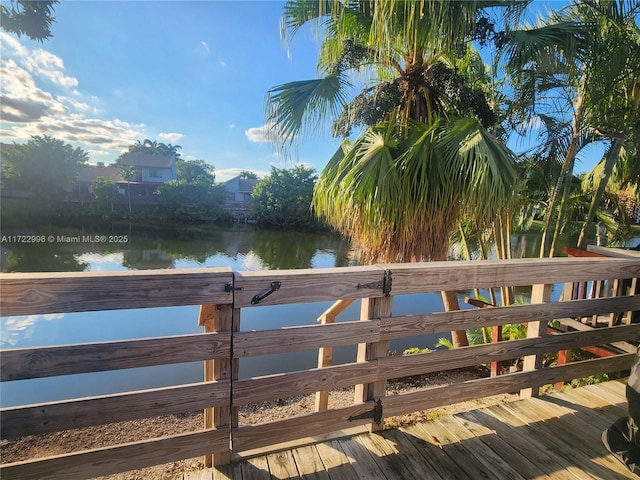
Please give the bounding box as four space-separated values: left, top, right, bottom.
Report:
267 1 523 347
502 0 640 256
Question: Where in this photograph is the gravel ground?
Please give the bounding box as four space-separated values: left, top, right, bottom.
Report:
1 366 519 480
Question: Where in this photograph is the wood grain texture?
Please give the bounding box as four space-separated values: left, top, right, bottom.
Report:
1 332 230 381
382 353 634 418
233 320 378 358
0 268 234 316
0 427 230 480
1 380 230 438
232 400 381 452
379 257 640 295
233 266 386 307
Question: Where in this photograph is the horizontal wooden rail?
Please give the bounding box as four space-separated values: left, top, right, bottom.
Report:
0 427 230 480
231 354 635 454
232 295 638 358
382 353 635 417
1 380 230 438
1 332 231 381
230 323 639 407
0 268 234 316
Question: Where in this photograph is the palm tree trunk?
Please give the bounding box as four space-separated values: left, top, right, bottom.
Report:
576 138 624 249
549 163 575 257
442 290 469 347
540 88 585 258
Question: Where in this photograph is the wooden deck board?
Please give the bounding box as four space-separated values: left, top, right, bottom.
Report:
181 381 636 480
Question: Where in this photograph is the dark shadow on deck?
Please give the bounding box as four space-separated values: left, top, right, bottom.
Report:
182 381 635 479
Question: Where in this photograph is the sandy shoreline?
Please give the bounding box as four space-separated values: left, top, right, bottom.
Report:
1 367 518 480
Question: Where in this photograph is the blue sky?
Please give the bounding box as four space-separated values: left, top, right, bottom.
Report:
1 0 600 182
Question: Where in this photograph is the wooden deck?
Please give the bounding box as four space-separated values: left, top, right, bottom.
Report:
181 380 636 480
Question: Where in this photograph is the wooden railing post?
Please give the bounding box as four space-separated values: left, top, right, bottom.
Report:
354 295 393 432
520 283 553 398
199 304 238 467
315 299 356 412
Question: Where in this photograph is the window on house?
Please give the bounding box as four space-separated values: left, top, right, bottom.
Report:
149 168 161 178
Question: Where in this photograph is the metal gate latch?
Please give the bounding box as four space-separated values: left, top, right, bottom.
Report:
348 398 383 425
251 281 281 305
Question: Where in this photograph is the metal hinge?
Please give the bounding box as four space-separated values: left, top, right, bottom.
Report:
356 269 392 296
348 398 383 426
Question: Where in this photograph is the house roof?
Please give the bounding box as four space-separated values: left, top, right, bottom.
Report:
75 166 122 183
118 153 174 168
225 176 259 192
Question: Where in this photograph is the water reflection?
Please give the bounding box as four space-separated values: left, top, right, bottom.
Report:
0 224 358 272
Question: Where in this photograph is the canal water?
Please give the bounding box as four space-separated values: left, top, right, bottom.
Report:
1 223 637 407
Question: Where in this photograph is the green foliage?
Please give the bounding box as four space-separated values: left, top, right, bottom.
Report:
176 159 215 184
251 165 319 228
156 181 228 224
123 139 182 158
0 1 58 41
1 135 88 203
92 176 118 212
403 347 431 355
239 170 258 179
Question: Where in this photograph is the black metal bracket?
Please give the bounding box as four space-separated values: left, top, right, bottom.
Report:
251 281 281 305
356 270 392 296
224 283 242 293
348 398 383 425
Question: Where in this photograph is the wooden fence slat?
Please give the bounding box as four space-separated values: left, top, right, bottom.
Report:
381 258 640 295
234 320 378 357
0 427 230 480
1 332 231 381
382 353 636 418
0 268 234 316
1 380 230 438
232 401 379 453
233 266 386 307
375 323 640 381
233 362 377 406
379 295 640 339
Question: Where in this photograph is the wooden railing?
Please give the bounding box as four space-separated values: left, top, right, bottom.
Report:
1 256 639 479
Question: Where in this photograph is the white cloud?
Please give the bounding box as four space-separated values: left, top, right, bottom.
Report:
200 41 210 53
0 33 146 159
158 132 183 143
219 60 228 68
245 124 276 143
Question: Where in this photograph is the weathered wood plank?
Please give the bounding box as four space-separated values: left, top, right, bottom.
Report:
1 332 230 381
266 450 300 479
1 380 229 438
233 266 386 307
233 362 376 406
378 429 444 479
377 323 640 380
0 427 230 480
355 432 429 480
232 401 380 453
0 268 234 316
379 295 638 339
233 320 378 357
290 445 330 480
382 257 640 295
313 440 360 480
434 415 528 479
404 421 480 479
382 354 635 418
456 410 571 480
241 456 270 480
505 398 638 479
335 435 388 479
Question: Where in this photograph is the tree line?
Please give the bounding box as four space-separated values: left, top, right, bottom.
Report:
1 135 321 228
